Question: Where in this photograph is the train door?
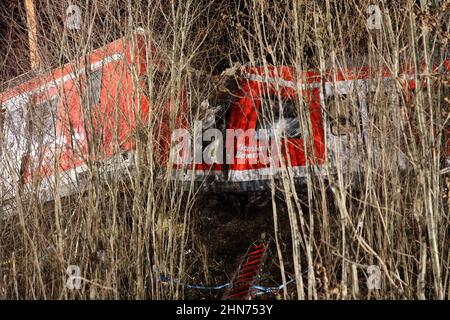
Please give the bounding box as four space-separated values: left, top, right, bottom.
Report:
226 74 326 185
324 78 368 181
254 86 326 175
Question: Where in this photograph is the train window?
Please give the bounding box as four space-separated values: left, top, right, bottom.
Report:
87 69 102 106
365 82 400 115
327 94 357 136
256 95 302 139
4 106 26 153
29 97 59 148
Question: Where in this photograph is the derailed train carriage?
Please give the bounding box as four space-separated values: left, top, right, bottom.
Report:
0 33 449 215
0 33 155 215
172 61 450 192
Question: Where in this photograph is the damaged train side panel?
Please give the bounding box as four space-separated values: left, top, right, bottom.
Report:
1 34 449 212
175 62 450 192
0 34 152 212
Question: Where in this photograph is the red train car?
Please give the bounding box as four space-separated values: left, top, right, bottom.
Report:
172 61 450 191
0 33 158 211
1 33 449 214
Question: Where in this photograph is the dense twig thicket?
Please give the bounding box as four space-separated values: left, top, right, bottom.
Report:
0 0 449 299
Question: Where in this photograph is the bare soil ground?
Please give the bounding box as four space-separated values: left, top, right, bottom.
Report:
188 192 296 299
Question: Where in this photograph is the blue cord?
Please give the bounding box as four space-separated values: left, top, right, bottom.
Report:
252 278 296 295
159 274 295 294
160 274 231 290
